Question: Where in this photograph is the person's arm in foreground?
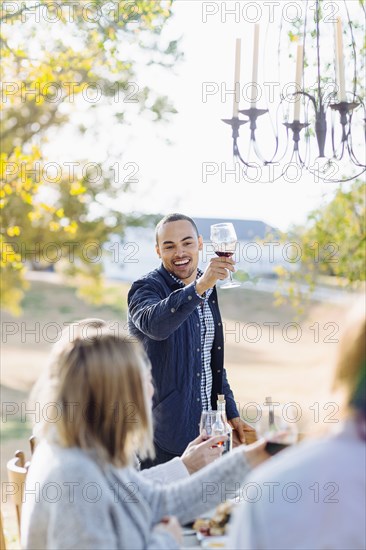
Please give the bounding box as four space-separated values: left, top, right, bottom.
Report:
140 435 225 483
131 439 268 527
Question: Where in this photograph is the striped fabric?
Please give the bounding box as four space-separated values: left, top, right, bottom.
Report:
168 269 214 411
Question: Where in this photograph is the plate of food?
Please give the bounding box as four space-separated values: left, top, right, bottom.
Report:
193 502 233 545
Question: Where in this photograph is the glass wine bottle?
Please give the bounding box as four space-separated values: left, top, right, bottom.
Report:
212 411 225 449
217 394 233 453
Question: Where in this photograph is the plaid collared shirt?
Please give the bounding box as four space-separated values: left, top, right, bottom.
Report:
168 269 214 411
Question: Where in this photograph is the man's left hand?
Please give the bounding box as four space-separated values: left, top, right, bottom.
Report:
229 417 257 446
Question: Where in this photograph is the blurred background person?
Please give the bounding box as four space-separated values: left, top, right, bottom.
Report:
228 303 366 550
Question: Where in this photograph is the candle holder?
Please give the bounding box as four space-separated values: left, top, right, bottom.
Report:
221 116 248 140
238 107 268 140
330 101 360 141
221 0 365 180
221 0 365 181
283 120 310 151
222 116 249 163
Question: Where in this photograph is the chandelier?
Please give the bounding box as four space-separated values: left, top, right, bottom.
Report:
222 0 366 183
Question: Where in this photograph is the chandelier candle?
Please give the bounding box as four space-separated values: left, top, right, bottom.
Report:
335 17 346 102
250 24 260 106
293 44 303 121
233 38 241 118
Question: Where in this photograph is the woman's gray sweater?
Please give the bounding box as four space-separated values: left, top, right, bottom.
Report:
21 442 251 549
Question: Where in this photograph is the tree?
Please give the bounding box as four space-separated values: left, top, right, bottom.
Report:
275 179 366 311
1 0 180 313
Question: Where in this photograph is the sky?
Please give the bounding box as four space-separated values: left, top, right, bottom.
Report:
43 0 364 232
117 0 364 231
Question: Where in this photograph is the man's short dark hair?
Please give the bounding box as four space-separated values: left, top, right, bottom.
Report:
155 213 199 244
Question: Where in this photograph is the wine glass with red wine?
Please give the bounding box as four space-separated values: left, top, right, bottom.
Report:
255 404 299 455
210 223 241 289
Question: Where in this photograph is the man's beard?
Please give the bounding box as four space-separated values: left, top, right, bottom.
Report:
173 265 196 280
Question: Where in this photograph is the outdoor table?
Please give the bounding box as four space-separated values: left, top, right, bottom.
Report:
182 529 201 549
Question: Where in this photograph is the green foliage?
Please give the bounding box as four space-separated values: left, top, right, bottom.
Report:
0 0 179 313
275 180 366 311
284 0 365 105
305 180 366 281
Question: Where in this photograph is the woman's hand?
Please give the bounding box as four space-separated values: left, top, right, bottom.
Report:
156 516 182 545
181 434 227 474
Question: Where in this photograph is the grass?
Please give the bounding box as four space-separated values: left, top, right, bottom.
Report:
1 418 32 443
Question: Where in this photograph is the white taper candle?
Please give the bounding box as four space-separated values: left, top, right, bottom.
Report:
250 24 260 105
293 44 303 121
233 38 241 117
335 17 346 102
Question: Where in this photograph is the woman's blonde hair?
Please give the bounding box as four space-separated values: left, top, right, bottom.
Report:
333 304 366 417
37 328 154 466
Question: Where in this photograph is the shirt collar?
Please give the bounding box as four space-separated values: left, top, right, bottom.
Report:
168 268 203 287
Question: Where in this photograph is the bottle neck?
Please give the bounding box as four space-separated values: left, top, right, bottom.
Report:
215 411 223 423
217 401 227 423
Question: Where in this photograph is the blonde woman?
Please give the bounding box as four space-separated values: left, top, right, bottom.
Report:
22 329 267 549
42 318 233 482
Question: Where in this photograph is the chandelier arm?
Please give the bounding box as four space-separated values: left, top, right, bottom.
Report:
238 108 279 164
304 98 312 167
354 99 365 118
277 10 284 87
347 139 366 168
233 139 256 168
330 108 347 161
331 110 337 158
251 136 273 165
345 112 354 144
294 148 306 168
303 163 341 184
268 149 299 182
337 141 346 162
329 168 366 183
304 160 366 183
262 99 281 164
273 102 290 163
299 91 317 112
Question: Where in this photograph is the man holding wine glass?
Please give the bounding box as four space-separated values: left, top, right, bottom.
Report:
128 213 255 467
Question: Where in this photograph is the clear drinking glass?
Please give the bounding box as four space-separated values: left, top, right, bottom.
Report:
210 222 241 289
200 411 225 447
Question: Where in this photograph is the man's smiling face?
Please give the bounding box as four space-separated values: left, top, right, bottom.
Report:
155 220 203 284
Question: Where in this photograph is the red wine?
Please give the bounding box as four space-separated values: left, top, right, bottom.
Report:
215 251 234 258
265 442 290 455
